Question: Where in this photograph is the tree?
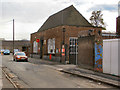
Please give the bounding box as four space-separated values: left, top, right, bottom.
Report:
90 10 106 29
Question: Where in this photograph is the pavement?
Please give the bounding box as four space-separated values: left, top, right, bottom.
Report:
29 57 120 88
0 69 2 90
1 70 14 89
0 55 2 90
0 55 14 89
60 67 120 88
0 67 14 89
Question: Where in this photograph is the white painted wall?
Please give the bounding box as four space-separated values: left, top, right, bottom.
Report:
103 39 120 76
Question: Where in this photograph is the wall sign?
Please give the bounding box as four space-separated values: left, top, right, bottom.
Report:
36 39 40 43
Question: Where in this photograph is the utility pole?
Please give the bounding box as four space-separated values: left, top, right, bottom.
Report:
62 28 65 44
13 19 14 55
76 42 77 65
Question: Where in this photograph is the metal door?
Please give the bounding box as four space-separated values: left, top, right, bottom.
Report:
77 36 95 69
69 37 78 64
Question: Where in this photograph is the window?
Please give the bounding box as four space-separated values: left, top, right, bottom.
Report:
69 37 78 54
33 41 38 53
48 38 55 54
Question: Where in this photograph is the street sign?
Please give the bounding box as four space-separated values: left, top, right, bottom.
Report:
36 39 40 43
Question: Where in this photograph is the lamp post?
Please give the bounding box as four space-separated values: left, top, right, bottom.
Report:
62 28 66 45
13 19 14 55
62 28 66 64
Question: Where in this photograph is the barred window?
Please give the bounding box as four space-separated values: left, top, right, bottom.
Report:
69 37 78 54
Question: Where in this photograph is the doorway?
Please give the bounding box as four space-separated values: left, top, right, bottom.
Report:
69 37 78 64
40 40 43 59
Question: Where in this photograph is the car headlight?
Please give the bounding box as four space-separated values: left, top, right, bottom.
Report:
24 56 27 58
17 56 20 58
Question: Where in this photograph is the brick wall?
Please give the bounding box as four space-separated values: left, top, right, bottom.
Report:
31 25 101 63
2 40 30 54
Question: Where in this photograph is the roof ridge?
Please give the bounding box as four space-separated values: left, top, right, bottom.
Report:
50 5 74 18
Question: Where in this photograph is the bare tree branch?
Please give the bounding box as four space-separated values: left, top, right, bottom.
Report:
90 10 106 29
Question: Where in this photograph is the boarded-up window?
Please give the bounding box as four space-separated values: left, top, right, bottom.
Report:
33 41 38 53
48 38 55 54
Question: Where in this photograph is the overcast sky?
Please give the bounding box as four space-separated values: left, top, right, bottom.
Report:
0 0 119 40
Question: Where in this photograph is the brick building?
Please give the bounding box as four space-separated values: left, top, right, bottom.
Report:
30 5 102 64
103 16 120 40
0 40 30 56
116 16 120 38
102 32 117 39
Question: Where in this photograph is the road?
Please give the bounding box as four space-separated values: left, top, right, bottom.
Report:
1 54 114 88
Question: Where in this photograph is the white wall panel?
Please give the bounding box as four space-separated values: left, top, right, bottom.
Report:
111 40 118 75
103 39 119 76
118 39 120 76
103 41 111 74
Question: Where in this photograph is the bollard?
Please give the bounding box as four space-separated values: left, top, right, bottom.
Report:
49 54 52 60
1 52 3 55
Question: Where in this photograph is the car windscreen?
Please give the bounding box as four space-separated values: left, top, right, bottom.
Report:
5 50 10 52
1 49 5 51
14 49 19 52
16 53 25 56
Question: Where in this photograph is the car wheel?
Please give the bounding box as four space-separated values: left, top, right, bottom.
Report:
15 59 18 62
25 59 28 62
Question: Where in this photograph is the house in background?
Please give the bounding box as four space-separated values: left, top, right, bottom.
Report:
102 32 117 39
1 40 30 56
30 5 103 64
101 16 120 39
116 16 120 38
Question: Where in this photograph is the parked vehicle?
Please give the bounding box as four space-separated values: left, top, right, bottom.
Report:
14 49 19 53
3 49 10 55
0 49 5 53
0 49 5 55
13 52 28 62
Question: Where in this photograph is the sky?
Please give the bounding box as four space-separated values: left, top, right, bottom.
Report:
0 0 119 40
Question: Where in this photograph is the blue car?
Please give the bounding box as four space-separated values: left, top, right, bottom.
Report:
4 49 10 55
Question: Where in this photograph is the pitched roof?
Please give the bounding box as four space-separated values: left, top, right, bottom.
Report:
38 5 93 32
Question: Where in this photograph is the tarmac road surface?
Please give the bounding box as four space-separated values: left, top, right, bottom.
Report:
1 54 115 88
